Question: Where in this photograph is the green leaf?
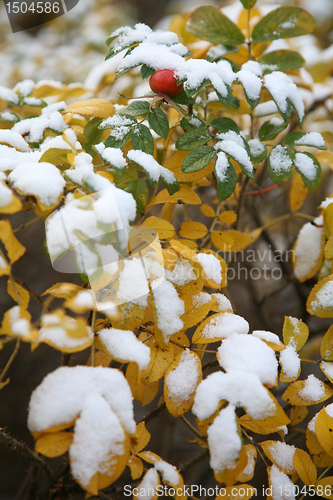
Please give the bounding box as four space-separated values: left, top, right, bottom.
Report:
171 91 195 105
259 50 305 73
206 45 238 62
176 128 211 151
104 129 131 149
113 166 138 186
210 117 240 134
180 115 205 131
212 84 234 108
267 145 294 183
124 179 149 215
248 139 268 164
141 64 155 79
215 159 237 201
114 65 137 80
186 6 245 45
132 124 155 155
184 79 210 97
259 119 289 141
294 151 322 190
252 6 316 43
83 117 104 156
162 179 180 196
148 108 169 139
120 101 150 117
38 148 71 168
239 0 257 8
181 146 217 173
283 132 326 150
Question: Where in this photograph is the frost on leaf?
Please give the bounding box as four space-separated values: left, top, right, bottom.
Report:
164 349 202 417
28 366 135 495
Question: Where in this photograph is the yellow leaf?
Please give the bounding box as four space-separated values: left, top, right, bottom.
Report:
282 316 309 351
211 230 234 251
168 239 205 294
293 448 317 485
307 275 333 318
128 455 144 480
170 331 190 357
0 182 22 214
146 185 201 209
132 422 151 454
0 220 25 263
325 237 333 260
200 204 215 217
179 221 208 240
321 326 333 361
315 408 333 457
7 279 30 309
67 99 114 119
38 148 72 167
306 428 325 455
316 150 333 167
325 204 333 239
57 85 87 102
142 216 176 240
290 172 308 212
289 406 309 426
191 312 247 344
216 484 256 499
239 395 290 433
222 446 249 486
313 452 333 469
260 440 296 474
212 230 253 252
198 248 228 288
112 303 146 331
219 211 237 224
126 362 159 407
235 445 257 483
35 431 73 458
164 350 202 417
282 378 333 406
163 150 214 182
0 306 37 341
315 477 333 499
42 282 83 299
84 432 130 496
141 339 174 384
181 292 214 330
86 350 112 367
161 203 175 221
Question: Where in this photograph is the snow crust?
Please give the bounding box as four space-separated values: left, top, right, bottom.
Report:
99 327 150 370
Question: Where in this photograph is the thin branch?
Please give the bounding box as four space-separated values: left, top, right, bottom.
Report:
13 216 42 234
0 338 21 384
180 449 209 473
235 176 251 230
12 275 51 313
140 401 166 424
0 428 53 483
180 415 204 439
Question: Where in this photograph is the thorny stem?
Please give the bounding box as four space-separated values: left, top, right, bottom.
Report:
0 338 21 384
12 275 51 313
0 428 53 483
180 415 204 439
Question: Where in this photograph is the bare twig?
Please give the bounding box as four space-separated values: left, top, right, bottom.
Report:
12 275 51 313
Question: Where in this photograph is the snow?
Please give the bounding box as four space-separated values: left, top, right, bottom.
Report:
307 412 319 433
94 143 127 169
192 292 211 308
0 85 19 105
1 112 18 123
165 259 196 286
193 370 276 421
299 374 326 402
294 132 325 148
237 66 262 101
248 139 266 159
0 181 14 208
100 114 134 130
270 465 296 500
0 146 42 172
279 345 300 379
215 132 253 175
13 109 68 144
69 394 126 487
73 290 95 308
40 135 72 153
211 293 232 312
152 277 184 342
200 312 249 340
309 279 333 312
325 403 333 419
254 100 278 117
207 405 242 472
23 97 44 106
264 71 305 122
320 196 333 209
15 79 34 97
117 257 149 308
268 442 296 473
294 221 324 281
165 349 200 403
154 460 179 486
9 162 66 206
38 314 93 350
294 152 317 181
8 306 31 339
269 145 293 175
197 253 221 284
0 130 29 152
127 150 177 185
217 333 278 386
215 152 230 183
98 328 150 370
252 330 281 345
135 468 159 500
28 366 136 435
320 361 333 382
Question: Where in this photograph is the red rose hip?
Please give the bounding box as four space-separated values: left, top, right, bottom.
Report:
149 69 183 96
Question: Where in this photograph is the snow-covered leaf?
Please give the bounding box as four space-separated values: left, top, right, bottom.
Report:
259 119 288 142
284 132 326 150
267 145 294 183
259 50 305 73
307 275 333 318
131 124 155 155
214 152 237 201
176 128 211 151
252 7 315 43
282 375 333 406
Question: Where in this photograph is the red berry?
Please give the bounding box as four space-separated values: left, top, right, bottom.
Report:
149 70 183 97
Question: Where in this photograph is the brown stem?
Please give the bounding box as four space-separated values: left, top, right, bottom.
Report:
180 415 204 439
12 275 51 313
0 339 21 384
